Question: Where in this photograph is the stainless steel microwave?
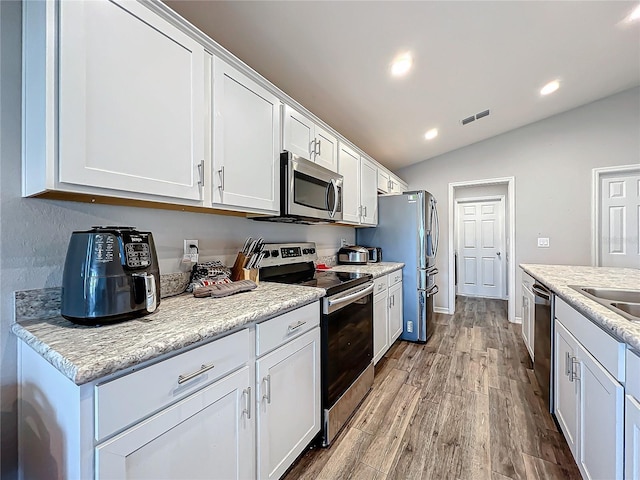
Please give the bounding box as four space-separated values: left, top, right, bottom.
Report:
252 151 343 224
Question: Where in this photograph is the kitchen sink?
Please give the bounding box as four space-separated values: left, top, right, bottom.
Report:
570 286 640 322
578 287 640 304
612 302 640 318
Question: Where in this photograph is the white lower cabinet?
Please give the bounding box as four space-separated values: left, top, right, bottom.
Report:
626 395 640 479
373 285 389 365
96 366 253 480
18 302 321 480
256 327 321 480
388 281 403 343
554 301 624 480
521 275 535 360
372 270 404 365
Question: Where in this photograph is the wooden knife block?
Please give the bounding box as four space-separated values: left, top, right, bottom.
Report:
230 252 259 284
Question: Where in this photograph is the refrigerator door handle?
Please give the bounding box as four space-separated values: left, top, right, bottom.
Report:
426 284 439 296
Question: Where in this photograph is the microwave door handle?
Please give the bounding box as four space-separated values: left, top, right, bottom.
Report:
328 179 339 218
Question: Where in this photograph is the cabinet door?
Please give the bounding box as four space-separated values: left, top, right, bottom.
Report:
282 105 314 160
377 169 390 193
58 0 204 201
626 395 640 480
256 328 321 480
360 157 378 225
338 143 361 224
389 281 404 343
213 58 280 213
314 125 338 172
373 291 389 365
96 366 253 480
577 343 624 480
554 321 579 457
389 176 407 195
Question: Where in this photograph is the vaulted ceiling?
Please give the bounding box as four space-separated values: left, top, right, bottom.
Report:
166 1 640 171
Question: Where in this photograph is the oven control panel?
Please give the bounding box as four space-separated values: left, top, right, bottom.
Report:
259 242 318 268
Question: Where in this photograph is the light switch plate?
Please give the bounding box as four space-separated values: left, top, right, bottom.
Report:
537 237 550 248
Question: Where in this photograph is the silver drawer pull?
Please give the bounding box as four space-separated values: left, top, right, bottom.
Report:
177 363 215 384
287 320 307 333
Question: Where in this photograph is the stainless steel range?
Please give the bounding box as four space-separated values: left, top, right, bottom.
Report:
260 242 374 446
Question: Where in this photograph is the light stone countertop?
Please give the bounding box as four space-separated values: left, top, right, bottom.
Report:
12 282 325 385
327 262 404 279
520 264 640 351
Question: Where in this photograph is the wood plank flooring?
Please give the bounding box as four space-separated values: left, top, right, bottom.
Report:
283 296 581 480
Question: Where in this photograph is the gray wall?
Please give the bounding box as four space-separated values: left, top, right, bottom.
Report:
0 2 354 476
397 86 640 317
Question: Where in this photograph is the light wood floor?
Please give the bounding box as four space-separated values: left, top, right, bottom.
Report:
283 296 582 480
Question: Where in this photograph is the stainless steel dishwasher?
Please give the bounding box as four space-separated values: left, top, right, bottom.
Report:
533 282 554 413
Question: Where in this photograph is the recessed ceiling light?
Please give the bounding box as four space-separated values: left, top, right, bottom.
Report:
626 4 640 22
424 128 438 140
391 53 413 77
540 80 560 96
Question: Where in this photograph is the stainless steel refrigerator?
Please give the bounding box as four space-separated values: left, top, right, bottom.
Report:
357 190 439 343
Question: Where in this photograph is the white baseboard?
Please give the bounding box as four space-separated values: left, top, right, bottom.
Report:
512 315 522 324
433 306 450 314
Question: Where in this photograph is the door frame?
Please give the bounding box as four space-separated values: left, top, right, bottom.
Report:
591 164 640 266
454 195 507 300
447 176 516 322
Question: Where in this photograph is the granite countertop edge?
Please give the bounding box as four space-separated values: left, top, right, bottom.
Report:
520 264 640 351
12 284 326 385
328 262 405 278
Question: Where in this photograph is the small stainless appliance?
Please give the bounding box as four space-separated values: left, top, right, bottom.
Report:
365 247 382 263
61 226 160 325
259 242 373 446
337 245 368 265
251 151 343 224
357 190 440 343
533 282 554 412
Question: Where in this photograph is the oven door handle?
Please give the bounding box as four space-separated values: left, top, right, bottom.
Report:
327 284 374 308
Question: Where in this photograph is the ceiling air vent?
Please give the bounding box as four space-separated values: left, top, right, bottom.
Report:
461 109 491 125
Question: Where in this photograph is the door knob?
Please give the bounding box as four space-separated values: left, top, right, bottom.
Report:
496 252 501 256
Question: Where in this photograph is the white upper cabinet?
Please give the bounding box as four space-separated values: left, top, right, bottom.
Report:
360 156 378 225
212 57 280 213
388 174 408 195
56 0 205 201
338 143 362 224
377 169 390 194
283 105 338 172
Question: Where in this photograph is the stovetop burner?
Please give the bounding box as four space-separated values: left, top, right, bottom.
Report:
258 242 371 296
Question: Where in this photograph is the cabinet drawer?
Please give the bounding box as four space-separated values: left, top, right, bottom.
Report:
95 329 250 442
522 272 535 291
627 349 640 400
256 301 320 357
374 276 388 296
388 270 402 287
556 299 625 382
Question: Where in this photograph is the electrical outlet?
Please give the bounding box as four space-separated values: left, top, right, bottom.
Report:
537 237 550 248
340 238 348 247
183 239 199 262
406 321 414 333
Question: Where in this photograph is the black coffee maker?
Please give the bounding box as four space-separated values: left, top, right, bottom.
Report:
61 226 161 325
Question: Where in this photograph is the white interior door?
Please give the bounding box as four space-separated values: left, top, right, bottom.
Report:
456 198 505 298
599 169 640 268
